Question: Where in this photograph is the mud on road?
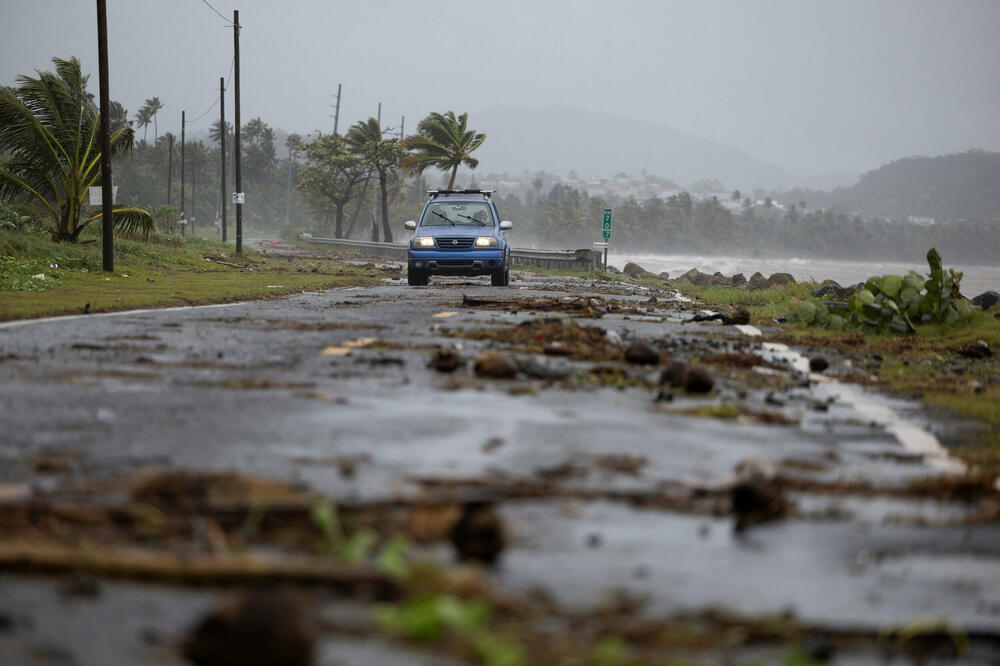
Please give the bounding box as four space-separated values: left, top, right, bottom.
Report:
1 267 998 665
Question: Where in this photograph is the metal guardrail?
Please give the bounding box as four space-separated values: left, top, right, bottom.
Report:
298 234 599 271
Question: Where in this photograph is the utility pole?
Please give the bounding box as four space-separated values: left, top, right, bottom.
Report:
180 110 186 225
233 9 243 254
332 83 342 136
400 115 404 140
191 147 197 234
372 102 381 241
166 133 174 206
219 76 226 242
96 0 114 272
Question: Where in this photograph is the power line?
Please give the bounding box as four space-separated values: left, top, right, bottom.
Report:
186 57 234 126
200 0 235 25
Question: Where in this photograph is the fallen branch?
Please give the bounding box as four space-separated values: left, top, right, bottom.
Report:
204 256 253 270
0 539 400 596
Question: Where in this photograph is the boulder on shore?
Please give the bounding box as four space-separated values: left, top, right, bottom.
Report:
972 291 999 310
623 262 656 279
765 272 796 288
746 272 768 290
677 268 714 286
729 273 747 287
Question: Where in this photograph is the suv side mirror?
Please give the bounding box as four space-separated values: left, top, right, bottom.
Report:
499 221 513 231
404 220 417 230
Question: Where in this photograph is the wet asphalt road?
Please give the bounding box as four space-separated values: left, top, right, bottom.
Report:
1 269 999 664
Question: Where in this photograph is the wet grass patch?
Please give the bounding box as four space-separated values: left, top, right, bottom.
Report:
0 229 393 321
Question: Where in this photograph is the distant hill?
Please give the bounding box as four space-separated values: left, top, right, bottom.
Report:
471 106 795 190
781 150 1000 221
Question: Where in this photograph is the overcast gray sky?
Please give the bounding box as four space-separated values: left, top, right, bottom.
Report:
2 0 999 177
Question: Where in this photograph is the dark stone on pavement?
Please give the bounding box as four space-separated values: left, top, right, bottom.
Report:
731 479 789 531
685 366 714 393
624 340 660 365
449 500 505 565
428 348 464 373
659 361 689 388
473 352 518 379
726 308 751 325
972 291 999 310
182 589 316 666
809 356 830 373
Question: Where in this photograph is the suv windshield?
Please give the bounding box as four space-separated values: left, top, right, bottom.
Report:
421 201 494 227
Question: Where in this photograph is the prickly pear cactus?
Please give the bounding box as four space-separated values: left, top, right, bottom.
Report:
785 247 968 334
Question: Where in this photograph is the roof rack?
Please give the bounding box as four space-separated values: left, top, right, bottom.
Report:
427 189 495 199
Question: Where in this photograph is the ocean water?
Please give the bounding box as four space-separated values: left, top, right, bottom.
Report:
613 253 1000 297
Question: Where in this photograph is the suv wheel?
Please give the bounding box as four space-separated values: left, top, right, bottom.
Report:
408 268 429 286
491 267 509 287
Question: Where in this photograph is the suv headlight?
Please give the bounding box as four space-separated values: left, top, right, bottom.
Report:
475 236 498 247
413 236 435 247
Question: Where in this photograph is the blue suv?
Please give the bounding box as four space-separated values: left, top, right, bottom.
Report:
404 190 512 286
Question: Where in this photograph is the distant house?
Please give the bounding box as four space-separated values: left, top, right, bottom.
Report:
906 215 936 226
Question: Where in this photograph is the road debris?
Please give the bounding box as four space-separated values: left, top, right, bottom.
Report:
320 337 378 356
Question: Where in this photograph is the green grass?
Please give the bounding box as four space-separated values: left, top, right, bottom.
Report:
0 227 392 321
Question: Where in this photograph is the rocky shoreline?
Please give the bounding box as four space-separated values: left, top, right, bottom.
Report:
616 261 1000 307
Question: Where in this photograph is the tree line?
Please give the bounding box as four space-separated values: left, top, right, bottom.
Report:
495 184 1000 264
1 57 486 246
3 57 996 265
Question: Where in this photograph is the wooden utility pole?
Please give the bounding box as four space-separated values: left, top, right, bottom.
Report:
332 83 342 136
400 115 404 140
96 0 114 272
219 77 226 242
191 147 197 234
180 110 186 224
166 133 174 206
233 9 243 254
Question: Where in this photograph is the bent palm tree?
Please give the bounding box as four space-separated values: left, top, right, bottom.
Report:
0 57 153 241
134 104 153 142
144 96 164 142
399 111 485 190
347 117 401 242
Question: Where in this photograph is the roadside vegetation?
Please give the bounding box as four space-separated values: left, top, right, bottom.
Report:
0 218 394 321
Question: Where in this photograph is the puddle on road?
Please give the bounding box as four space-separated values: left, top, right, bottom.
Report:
488 499 1000 632
759 342 967 475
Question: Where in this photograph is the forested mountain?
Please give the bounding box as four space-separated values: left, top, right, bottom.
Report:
779 150 1000 221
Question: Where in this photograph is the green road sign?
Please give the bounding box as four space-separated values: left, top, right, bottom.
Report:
602 230 611 239
603 208 612 231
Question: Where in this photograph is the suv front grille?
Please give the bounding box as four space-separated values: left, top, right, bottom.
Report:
435 237 475 249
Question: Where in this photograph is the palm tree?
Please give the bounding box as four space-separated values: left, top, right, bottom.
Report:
209 118 233 147
143 96 164 141
399 111 485 190
347 118 401 242
134 104 153 142
0 57 153 241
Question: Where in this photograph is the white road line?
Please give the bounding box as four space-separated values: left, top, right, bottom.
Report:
0 301 249 330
